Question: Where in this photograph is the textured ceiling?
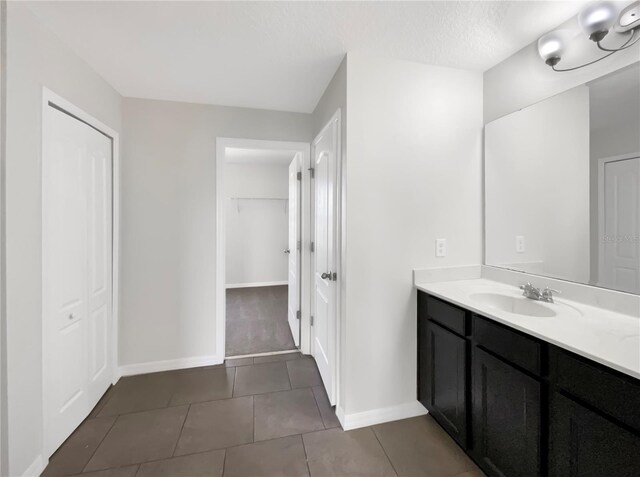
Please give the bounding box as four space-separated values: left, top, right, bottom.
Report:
26 1 589 113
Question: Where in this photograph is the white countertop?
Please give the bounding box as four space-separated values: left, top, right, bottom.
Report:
416 278 640 380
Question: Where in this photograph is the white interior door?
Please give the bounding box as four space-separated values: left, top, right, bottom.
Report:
43 106 113 456
600 157 640 294
287 154 301 347
312 115 339 405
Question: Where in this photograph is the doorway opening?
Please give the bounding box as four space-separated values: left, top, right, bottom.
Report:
216 139 311 359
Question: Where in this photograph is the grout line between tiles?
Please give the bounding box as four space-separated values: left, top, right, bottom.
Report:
252 394 255 443
232 366 237 397
171 404 190 457
371 426 400 477
220 448 227 477
309 386 327 429
80 414 119 473
300 431 313 477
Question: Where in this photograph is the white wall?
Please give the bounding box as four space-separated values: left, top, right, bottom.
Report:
5 3 122 475
485 86 591 283
120 98 312 368
225 163 289 286
0 1 8 475
483 11 640 124
343 54 483 417
311 56 348 411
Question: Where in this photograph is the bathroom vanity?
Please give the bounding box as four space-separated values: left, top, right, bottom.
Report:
416 281 640 477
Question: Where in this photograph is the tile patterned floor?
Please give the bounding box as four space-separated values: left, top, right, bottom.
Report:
42 352 486 477
226 286 297 356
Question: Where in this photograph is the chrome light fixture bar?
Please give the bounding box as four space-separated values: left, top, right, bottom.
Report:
538 1 640 72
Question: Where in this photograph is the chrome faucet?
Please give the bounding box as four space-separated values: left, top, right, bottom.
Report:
540 287 561 304
520 282 542 300
520 283 561 303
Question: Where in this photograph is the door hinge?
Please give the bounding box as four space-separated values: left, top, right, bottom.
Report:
308 167 315 179
296 171 302 181
310 315 314 326
310 241 315 252
297 240 301 251
296 310 301 320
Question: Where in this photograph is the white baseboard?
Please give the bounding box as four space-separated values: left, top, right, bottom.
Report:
341 401 428 431
21 454 46 477
117 354 223 378
226 281 287 289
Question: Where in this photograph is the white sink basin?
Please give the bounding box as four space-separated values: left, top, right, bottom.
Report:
470 292 557 317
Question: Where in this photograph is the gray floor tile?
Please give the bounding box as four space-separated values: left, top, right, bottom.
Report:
303 427 397 477
68 466 139 477
98 371 180 417
225 357 254 367
254 388 324 441
311 386 341 429
372 415 477 477
88 386 115 419
84 405 188 471
42 416 116 477
287 358 322 388
226 286 296 355
174 396 253 455
233 362 291 397
136 450 225 477
253 352 302 364
224 435 310 477
169 367 234 405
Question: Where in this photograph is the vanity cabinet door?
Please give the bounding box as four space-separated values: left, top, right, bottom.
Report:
419 320 468 448
473 347 541 477
549 392 640 477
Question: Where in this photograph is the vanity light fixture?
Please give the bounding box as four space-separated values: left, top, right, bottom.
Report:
538 0 640 72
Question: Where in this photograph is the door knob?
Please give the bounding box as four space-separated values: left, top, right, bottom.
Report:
284 249 291 254
321 272 332 280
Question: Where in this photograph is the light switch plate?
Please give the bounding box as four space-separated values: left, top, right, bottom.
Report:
516 235 525 253
436 238 447 257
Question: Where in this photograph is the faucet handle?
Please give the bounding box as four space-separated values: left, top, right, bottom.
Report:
541 287 561 303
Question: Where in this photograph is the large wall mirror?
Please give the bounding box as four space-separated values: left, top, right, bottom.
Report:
485 62 640 295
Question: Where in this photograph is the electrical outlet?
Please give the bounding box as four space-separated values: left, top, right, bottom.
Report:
516 235 525 253
436 238 447 257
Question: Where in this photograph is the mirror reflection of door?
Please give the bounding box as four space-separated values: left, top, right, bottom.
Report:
599 157 640 294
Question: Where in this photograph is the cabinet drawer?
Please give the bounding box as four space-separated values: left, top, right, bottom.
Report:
419 292 467 336
549 347 640 432
473 315 541 376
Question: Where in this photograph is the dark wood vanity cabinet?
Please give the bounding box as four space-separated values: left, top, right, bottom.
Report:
417 290 640 477
472 347 541 477
417 293 469 447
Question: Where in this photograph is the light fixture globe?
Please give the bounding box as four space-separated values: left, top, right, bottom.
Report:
538 31 569 66
578 1 618 41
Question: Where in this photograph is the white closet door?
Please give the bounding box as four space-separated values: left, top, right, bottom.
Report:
43 106 113 456
288 154 301 347
86 125 113 406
